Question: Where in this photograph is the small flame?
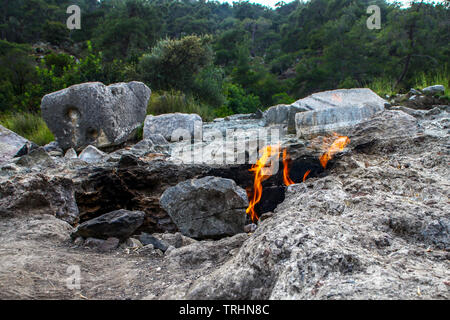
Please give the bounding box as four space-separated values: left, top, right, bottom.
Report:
319 133 350 168
282 149 295 186
303 169 311 182
246 145 281 222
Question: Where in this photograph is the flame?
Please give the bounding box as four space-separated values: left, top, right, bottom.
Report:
282 149 295 186
246 145 281 222
319 133 350 168
303 169 311 182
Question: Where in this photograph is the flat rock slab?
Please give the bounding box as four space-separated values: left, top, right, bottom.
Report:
144 113 202 142
292 88 387 111
0 125 35 164
72 209 145 240
160 176 248 239
41 81 150 151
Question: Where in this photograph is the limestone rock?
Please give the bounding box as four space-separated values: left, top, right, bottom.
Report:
78 145 105 163
159 176 248 239
422 85 445 95
0 125 36 164
263 104 309 132
41 81 150 151
144 113 202 142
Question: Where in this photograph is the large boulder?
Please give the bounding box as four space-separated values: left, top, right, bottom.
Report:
292 88 387 111
71 209 145 240
0 125 36 164
159 176 248 239
41 81 151 151
294 88 387 138
143 113 202 142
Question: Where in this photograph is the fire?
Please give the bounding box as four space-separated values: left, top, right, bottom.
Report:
319 133 350 168
246 145 281 222
246 134 349 221
282 149 295 186
303 169 311 182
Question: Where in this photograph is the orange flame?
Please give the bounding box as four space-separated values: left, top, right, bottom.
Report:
282 149 295 186
303 169 311 182
246 145 281 222
319 133 350 168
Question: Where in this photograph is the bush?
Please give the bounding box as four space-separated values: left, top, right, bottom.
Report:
222 82 261 114
139 35 213 92
0 113 54 146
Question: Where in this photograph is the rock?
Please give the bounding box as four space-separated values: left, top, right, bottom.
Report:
244 223 257 233
292 88 387 111
100 237 120 251
164 233 248 268
125 238 143 248
78 145 105 163
421 219 449 250
422 85 445 95
0 125 36 164
43 141 62 154
41 81 150 151
84 237 119 251
145 134 168 146
295 102 384 138
143 113 202 142
15 147 55 169
409 88 422 96
263 104 309 132
292 88 387 138
64 148 78 159
159 176 248 239
0 173 79 224
151 232 197 248
72 209 145 240
139 232 170 252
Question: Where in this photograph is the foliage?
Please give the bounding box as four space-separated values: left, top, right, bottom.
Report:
0 0 449 121
147 90 214 121
0 112 54 146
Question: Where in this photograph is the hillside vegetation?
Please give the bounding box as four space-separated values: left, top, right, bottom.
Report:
0 0 448 144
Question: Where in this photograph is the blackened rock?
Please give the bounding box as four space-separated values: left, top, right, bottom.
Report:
72 209 145 240
139 232 169 252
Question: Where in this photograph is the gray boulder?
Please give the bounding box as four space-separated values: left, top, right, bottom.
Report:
263 104 309 132
72 209 145 240
143 113 202 142
292 88 387 111
159 176 248 239
0 125 36 164
422 85 445 95
41 81 151 151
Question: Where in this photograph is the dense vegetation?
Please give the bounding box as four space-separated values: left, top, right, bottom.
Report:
0 0 448 144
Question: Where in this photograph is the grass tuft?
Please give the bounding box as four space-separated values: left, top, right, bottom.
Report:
0 113 54 146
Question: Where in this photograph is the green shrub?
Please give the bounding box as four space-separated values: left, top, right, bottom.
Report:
222 82 261 114
0 113 54 146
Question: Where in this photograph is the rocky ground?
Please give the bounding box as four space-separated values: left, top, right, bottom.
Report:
0 86 448 300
